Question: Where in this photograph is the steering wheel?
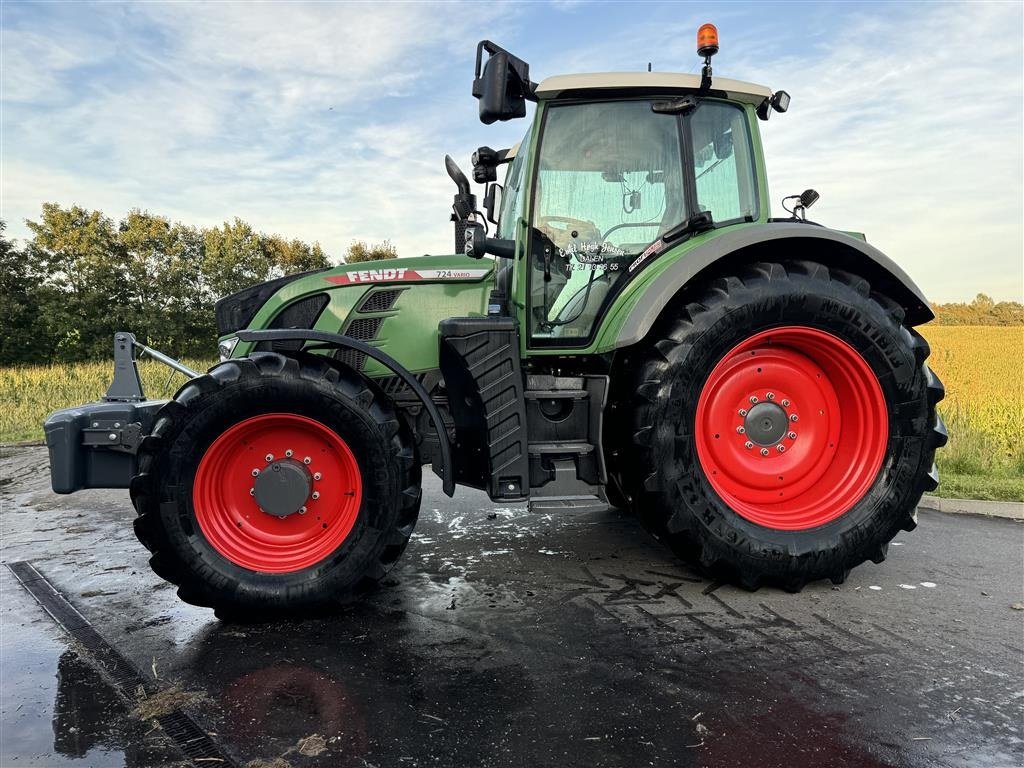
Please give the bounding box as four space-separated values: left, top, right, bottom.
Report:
538 215 602 251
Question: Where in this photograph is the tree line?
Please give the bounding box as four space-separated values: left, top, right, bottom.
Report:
930 293 1024 326
0 204 397 365
1 203 1019 366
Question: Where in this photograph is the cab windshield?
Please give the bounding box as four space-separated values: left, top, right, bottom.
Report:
528 98 757 344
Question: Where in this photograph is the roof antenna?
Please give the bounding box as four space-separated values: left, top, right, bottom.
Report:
647 62 652 72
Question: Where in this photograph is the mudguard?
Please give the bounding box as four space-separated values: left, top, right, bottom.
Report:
235 328 455 497
614 223 932 349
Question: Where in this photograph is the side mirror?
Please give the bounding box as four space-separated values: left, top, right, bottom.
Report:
472 41 535 125
484 184 503 225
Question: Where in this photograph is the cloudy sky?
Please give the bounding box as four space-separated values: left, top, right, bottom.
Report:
2 0 1021 301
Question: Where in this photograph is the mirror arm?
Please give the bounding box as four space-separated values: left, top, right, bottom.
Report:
484 237 515 259
463 221 514 260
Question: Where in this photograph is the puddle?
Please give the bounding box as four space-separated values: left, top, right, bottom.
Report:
0 570 182 767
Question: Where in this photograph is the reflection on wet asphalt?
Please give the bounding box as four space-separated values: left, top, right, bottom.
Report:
1 446 1022 768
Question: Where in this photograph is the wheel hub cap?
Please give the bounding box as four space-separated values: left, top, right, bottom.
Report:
744 402 788 446
253 459 312 518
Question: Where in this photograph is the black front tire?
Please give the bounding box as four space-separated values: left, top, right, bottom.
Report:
129 352 421 613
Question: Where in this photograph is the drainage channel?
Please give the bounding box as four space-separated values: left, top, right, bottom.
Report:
7 560 240 768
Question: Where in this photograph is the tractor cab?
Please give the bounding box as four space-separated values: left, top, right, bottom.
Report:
459 37 786 350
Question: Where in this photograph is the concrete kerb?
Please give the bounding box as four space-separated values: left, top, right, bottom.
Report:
919 495 1024 521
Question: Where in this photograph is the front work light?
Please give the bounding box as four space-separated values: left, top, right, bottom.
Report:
757 90 792 121
218 336 239 362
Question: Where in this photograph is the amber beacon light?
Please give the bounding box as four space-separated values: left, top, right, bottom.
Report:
697 23 719 58
697 23 719 90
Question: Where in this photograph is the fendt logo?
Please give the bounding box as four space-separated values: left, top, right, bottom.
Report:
326 268 410 285
350 268 408 283
325 267 491 286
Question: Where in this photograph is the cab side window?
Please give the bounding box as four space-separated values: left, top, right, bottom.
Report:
690 102 757 223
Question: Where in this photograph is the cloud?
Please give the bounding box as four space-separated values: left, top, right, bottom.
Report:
740 3 1023 301
1 1 519 255
2 1 1020 302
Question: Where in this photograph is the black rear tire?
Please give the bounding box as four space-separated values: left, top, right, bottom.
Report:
129 352 421 613
623 261 947 590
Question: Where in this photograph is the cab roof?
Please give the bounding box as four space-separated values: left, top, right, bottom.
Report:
535 72 772 105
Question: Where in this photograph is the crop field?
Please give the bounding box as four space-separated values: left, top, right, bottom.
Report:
921 325 1023 501
0 358 217 445
1 326 1020 500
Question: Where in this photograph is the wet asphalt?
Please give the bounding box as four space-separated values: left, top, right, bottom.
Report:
1 445 1022 768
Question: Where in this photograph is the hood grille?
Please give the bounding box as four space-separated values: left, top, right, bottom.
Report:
358 289 404 313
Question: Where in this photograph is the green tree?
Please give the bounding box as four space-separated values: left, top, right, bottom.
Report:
201 220 331 298
201 218 272 300
263 234 330 275
24 204 123 359
0 221 46 364
118 210 209 356
344 239 397 263
18 203 334 362
931 293 1024 326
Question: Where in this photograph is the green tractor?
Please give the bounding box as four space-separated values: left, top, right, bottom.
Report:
45 28 947 612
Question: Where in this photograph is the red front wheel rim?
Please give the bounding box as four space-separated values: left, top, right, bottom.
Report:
695 326 888 530
193 413 362 573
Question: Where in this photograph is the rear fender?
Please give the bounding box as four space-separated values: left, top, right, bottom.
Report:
613 223 933 349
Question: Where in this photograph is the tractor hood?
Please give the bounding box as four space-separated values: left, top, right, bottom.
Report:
215 254 493 336
218 254 496 376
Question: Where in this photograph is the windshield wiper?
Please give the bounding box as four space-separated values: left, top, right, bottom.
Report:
651 96 698 115
662 211 715 244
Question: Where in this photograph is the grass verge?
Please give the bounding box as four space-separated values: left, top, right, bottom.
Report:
2 328 1022 503
0 359 216 443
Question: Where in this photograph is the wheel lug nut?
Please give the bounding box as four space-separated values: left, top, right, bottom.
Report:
776 444 786 452
760 448 770 456
299 506 307 514
781 399 790 407
313 472 322 481
265 453 274 462
790 414 799 422
766 392 775 400
303 456 312 465
251 468 260 477
738 408 748 417
311 491 320 500
736 426 745 434
744 441 753 449
788 431 797 440
285 449 294 457
249 488 255 496
749 396 758 404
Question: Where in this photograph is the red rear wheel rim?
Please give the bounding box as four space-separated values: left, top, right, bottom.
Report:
193 413 362 573
695 326 888 530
